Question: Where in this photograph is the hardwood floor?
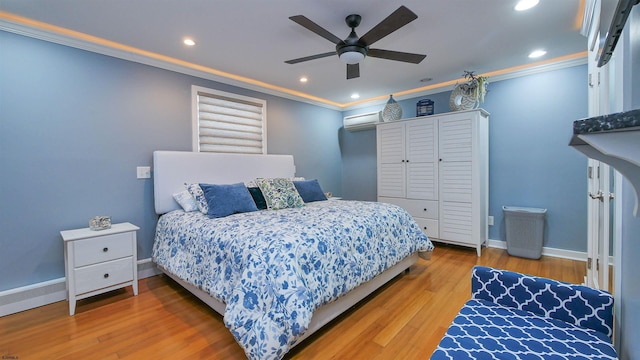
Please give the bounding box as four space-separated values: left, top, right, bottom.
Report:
0 244 586 359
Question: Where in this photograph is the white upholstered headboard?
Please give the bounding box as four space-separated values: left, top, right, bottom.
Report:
153 151 296 214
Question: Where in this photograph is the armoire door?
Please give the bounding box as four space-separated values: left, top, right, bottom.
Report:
405 120 438 200
438 114 474 244
377 123 406 198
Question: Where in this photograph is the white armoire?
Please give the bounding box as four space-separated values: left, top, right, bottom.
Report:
377 109 489 256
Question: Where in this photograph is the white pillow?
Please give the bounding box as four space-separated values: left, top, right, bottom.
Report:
173 190 199 212
186 183 209 214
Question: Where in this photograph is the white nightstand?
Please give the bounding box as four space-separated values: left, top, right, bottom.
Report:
60 222 139 315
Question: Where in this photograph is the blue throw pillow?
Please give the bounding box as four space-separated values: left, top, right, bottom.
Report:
293 179 327 203
200 183 258 218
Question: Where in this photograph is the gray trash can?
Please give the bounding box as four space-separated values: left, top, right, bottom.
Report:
502 206 547 259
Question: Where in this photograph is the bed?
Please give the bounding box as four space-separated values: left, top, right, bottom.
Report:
151 150 433 360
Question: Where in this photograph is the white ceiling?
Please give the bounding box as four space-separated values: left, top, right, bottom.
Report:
0 1 595 108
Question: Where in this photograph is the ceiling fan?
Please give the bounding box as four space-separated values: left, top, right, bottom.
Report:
285 5 427 79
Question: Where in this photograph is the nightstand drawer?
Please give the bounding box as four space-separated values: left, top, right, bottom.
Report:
73 232 134 267
74 257 133 295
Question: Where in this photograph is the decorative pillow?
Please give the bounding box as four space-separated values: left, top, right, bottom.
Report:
247 187 267 210
294 179 327 203
186 183 209 214
172 190 199 212
199 183 258 218
255 178 305 210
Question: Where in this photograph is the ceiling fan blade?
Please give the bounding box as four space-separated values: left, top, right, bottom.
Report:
367 49 426 64
359 6 418 46
346 63 360 79
285 51 336 64
289 15 344 45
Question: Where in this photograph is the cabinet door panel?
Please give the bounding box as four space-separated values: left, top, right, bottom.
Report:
406 120 437 163
378 123 405 164
440 161 472 202
440 201 473 243
439 117 472 162
378 163 405 198
407 162 438 200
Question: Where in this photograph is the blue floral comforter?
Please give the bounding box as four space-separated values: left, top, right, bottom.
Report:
152 200 433 360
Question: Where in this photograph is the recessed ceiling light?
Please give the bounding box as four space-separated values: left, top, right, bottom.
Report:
515 0 539 11
351 93 360 99
183 38 196 46
299 77 308 83
528 49 547 58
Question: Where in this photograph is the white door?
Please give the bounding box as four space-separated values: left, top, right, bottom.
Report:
406 120 438 200
439 114 474 245
377 123 406 198
587 160 611 291
585 18 613 291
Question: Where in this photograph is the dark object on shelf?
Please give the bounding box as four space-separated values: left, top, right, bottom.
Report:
416 99 434 117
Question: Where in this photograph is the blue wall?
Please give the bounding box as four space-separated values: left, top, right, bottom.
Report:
340 66 588 252
0 27 589 294
0 30 342 291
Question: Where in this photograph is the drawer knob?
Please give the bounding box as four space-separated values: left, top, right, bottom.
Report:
104 273 109 279
423 226 428 230
103 247 109 252
423 208 427 212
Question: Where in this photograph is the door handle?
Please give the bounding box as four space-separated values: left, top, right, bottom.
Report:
588 190 604 202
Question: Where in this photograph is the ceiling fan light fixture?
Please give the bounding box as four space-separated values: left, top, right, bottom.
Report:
285 6 425 79
339 51 365 64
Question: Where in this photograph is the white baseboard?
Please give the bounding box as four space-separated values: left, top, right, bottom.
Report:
486 239 588 261
137 258 163 279
0 258 163 317
0 278 67 318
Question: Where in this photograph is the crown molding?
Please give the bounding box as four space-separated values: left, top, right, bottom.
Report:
0 13 586 112
0 14 343 111
341 54 588 111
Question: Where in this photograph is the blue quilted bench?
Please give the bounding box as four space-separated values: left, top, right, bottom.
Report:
431 266 617 359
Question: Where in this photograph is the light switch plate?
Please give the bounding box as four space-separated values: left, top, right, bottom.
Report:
137 166 151 179
488 216 494 226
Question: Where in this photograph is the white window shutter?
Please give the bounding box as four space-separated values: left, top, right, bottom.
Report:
192 86 266 154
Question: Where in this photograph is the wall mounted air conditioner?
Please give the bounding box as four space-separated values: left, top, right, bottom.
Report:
343 111 382 131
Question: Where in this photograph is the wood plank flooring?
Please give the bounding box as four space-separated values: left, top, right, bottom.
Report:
1 243 586 359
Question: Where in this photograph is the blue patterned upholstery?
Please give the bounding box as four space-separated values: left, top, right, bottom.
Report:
431 266 617 359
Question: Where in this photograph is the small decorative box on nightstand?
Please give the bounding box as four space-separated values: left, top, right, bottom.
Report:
60 222 139 315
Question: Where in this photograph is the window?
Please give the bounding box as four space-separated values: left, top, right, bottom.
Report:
192 85 266 154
